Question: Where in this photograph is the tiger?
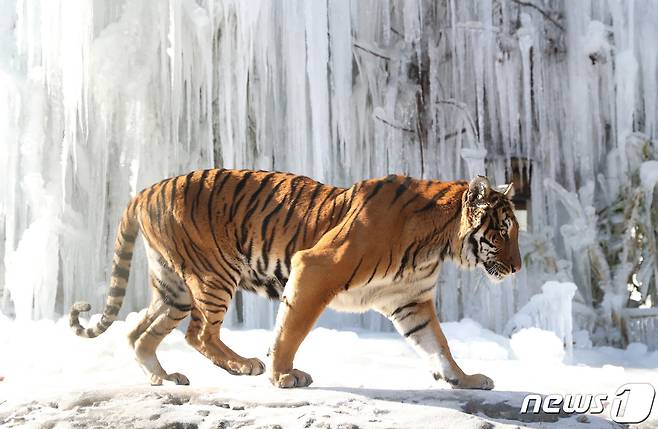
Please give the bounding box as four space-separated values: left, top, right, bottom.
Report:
69 169 521 390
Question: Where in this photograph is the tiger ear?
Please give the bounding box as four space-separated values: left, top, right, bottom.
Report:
467 176 490 207
496 183 515 198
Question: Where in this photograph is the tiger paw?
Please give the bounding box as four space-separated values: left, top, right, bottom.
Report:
166 372 190 385
227 357 266 376
450 373 494 390
270 368 313 388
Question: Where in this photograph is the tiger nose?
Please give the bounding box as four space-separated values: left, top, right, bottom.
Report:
511 258 522 273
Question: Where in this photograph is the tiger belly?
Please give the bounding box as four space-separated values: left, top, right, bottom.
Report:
327 260 441 314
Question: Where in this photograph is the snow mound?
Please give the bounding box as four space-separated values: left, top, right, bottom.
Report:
442 318 510 360
510 328 566 363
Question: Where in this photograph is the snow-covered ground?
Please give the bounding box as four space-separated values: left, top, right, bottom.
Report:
1 312 657 428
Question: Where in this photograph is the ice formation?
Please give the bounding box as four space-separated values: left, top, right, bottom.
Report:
1 1 657 344
504 281 577 353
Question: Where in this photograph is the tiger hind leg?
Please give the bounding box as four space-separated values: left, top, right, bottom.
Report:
184 276 265 376
128 251 192 385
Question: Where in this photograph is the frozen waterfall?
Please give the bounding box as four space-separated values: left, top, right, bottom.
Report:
1 1 657 341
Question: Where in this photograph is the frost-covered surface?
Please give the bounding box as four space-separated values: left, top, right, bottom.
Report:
504 281 577 353
1 314 657 428
1 0 658 337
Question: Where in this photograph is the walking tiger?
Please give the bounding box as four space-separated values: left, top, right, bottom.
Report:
70 169 521 390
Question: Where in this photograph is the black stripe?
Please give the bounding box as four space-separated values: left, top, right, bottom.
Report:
151 274 175 297
201 288 230 303
143 185 157 219
182 171 196 205
403 320 430 337
260 178 287 211
415 187 451 213
365 257 381 284
196 298 228 310
390 302 417 318
153 181 167 227
283 181 307 228
108 287 126 297
336 185 357 220
104 304 121 316
207 170 230 225
274 260 286 285
400 193 420 211
479 234 494 248
397 311 416 322
170 175 179 208
418 261 441 281
122 229 137 243
323 195 340 235
364 181 385 205
216 245 241 277
167 313 188 321
394 243 415 280
343 257 363 290
191 169 210 230
244 238 254 264
312 187 339 236
207 280 235 299
206 305 229 314
301 183 324 242
261 199 286 240
169 302 192 312
112 265 130 280
383 249 393 276
284 223 303 273
116 249 133 260
390 176 412 206
416 284 436 296
247 172 276 209
339 181 386 240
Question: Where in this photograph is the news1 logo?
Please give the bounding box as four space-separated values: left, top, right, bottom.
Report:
520 383 656 423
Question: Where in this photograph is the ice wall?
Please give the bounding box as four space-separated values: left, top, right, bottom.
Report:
1 1 657 335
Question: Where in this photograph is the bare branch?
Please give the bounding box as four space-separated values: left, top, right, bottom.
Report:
353 42 390 61
442 128 467 140
374 113 415 133
511 0 565 32
435 99 480 144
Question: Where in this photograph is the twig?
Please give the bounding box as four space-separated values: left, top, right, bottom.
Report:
416 118 425 178
353 42 390 61
435 100 480 143
374 113 415 133
511 0 565 32
442 128 467 140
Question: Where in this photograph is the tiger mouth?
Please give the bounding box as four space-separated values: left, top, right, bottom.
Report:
483 261 510 281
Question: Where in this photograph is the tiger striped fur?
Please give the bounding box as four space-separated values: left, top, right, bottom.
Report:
70 169 521 389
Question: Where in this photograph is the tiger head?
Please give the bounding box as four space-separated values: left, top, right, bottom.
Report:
458 176 522 282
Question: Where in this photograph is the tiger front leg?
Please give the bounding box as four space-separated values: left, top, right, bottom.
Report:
269 251 342 388
388 300 494 390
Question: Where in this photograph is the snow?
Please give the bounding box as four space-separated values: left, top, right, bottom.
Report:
640 161 658 192
1 313 657 428
509 328 566 363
